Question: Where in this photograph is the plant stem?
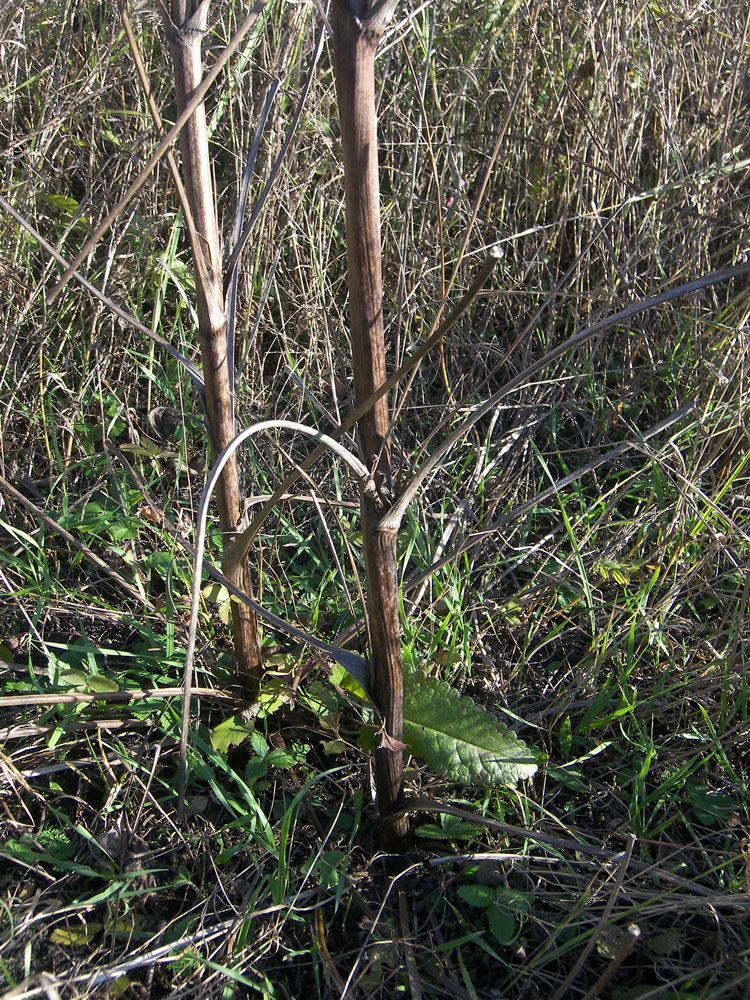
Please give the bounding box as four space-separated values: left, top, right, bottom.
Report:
166 0 262 693
330 0 408 850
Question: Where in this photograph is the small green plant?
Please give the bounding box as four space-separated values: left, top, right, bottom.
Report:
456 882 533 947
416 812 483 842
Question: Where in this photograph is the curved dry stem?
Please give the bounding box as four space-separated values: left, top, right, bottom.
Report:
177 419 374 814
381 261 750 532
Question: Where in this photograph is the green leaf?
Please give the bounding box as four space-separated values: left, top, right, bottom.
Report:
498 889 533 916
250 731 269 757
50 921 103 947
685 782 737 826
266 748 297 770
414 823 447 839
457 884 496 908
648 930 682 956
302 850 346 890
487 905 516 945
245 757 269 784
107 977 133 999
330 662 368 703
58 669 88 689
40 193 90 230
440 814 482 840
255 687 289 719
301 681 342 719
112 913 142 937
402 671 537 785
2 839 100 876
210 714 254 753
416 813 481 841
358 725 376 752
202 583 232 624
41 194 81 214
87 676 120 694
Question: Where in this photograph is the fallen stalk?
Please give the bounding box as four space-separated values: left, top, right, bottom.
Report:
0 687 236 708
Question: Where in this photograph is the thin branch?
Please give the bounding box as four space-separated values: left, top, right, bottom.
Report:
222 16 328 294
222 245 504 574
380 261 750 532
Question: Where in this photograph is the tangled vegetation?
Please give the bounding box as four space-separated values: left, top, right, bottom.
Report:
1 0 749 996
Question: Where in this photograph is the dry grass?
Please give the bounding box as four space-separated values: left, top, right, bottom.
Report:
1 0 749 996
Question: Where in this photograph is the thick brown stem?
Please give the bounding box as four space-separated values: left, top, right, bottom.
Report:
331 0 408 850
362 500 407 844
167 0 261 692
330 4 389 487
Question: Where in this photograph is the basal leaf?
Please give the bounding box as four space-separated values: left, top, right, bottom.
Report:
457 884 495 908
487 905 516 945
402 670 537 785
87 675 120 693
210 714 254 753
50 922 103 947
